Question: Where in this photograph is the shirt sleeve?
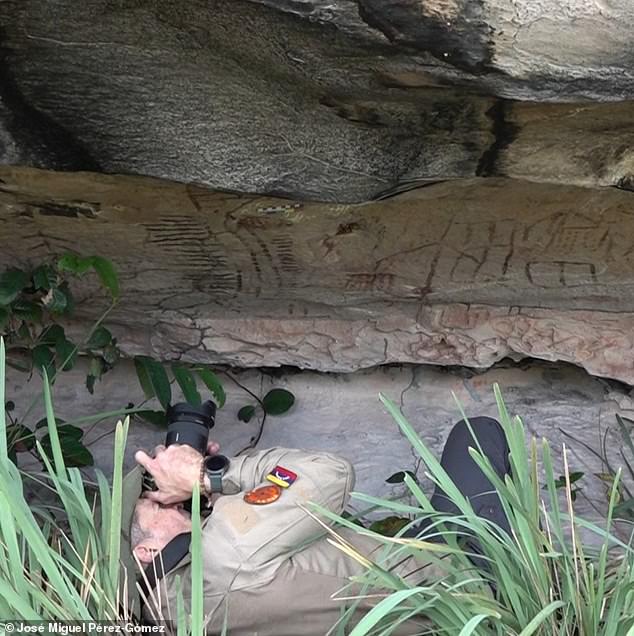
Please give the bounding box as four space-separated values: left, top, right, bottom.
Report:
199 447 354 592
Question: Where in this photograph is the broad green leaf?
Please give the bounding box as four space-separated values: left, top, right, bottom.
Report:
0 307 8 330
43 287 68 314
90 256 120 299
40 424 92 467
135 356 171 409
172 364 201 406
5 356 30 373
86 326 112 349
197 368 226 408
39 324 65 345
55 338 77 371
32 344 55 378
238 405 255 423
17 322 30 340
12 299 43 322
40 437 93 467
553 471 584 488
57 253 93 274
58 281 75 314
136 410 168 427
35 416 66 429
43 423 83 441
0 268 28 305
32 264 57 290
134 356 155 400
262 388 295 415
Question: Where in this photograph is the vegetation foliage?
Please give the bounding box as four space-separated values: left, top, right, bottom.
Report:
317 386 634 636
1 256 295 468
0 338 207 631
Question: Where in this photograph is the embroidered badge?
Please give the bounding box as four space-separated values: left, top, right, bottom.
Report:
244 484 282 505
266 465 298 489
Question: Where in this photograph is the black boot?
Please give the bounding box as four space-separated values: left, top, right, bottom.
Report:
404 416 511 540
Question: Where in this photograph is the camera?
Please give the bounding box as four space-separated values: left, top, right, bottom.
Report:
165 401 216 454
142 400 217 492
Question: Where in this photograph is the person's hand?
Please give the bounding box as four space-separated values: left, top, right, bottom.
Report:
135 441 220 504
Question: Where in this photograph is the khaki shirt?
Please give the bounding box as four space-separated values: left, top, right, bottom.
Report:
144 448 433 635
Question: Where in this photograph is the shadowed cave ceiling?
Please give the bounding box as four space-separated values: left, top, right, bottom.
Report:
1 0 634 383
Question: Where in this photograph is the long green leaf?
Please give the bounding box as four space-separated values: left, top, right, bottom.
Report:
135 356 171 409
0 339 6 460
0 268 28 305
172 365 201 406
379 394 477 521
458 614 493 635
519 601 565 636
349 587 425 636
90 256 120 300
197 368 226 408
190 483 204 635
42 370 66 477
108 419 129 595
134 356 155 400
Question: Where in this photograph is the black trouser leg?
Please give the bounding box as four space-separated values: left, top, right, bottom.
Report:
405 416 511 539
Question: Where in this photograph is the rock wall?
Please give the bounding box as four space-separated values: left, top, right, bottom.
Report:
2 1 634 388
9 358 633 533
2 167 634 382
1 1 633 201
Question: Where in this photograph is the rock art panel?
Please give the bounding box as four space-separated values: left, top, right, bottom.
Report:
1 167 634 381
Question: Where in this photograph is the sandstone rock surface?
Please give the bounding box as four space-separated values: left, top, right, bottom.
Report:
9 358 633 538
1 1 634 201
2 167 634 383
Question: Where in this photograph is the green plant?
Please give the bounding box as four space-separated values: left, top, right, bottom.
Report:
315 385 634 635
0 255 233 465
0 338 206 631
1 255 122 466
1 255 296 473
132 357 227 427
1 254 119 385
229 377 295 455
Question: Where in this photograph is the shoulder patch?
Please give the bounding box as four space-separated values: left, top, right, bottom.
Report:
244 484 282 505
266 465 298 489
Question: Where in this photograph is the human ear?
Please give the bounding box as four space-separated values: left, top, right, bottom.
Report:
132 544 155 564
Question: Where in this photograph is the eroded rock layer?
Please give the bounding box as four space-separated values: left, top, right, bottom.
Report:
1 0 634 202
1 167 634 382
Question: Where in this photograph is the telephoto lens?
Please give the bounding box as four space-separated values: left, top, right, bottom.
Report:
165 401 216 453
141 400 217 493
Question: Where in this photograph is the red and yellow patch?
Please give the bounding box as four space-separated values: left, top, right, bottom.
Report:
243 484 282 505
266 465 298 489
